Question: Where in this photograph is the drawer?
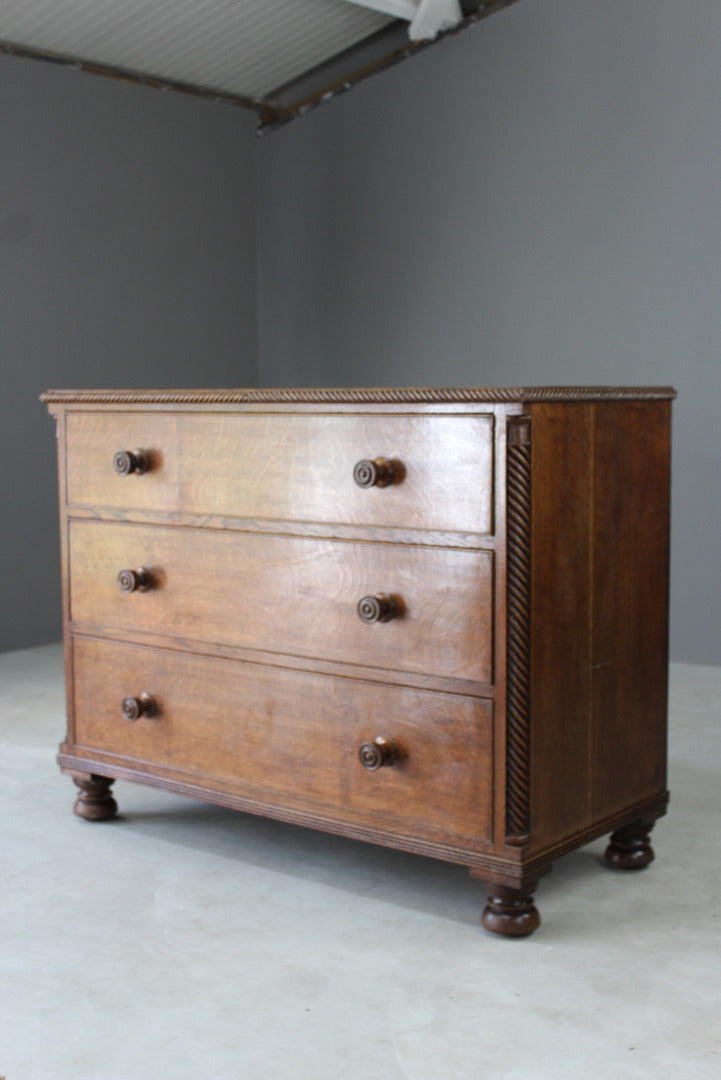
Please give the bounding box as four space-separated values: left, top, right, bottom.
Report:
69 521 493 684
72 638 493 847
65 411 494 535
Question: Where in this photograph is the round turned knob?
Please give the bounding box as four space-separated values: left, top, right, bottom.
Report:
117 567 153 593
353 457 395 488
121 692 156 721
113 448 149 476
359 735 399 771
357 594 396 623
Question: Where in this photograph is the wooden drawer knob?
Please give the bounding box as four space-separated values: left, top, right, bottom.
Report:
117 567 153 593
353 457 395 488
359 735 398 771
113 448 149 475
357 594 396 623
121 692 157 721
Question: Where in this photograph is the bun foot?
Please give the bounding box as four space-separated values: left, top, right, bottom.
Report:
481 881 541 937
72 774 118 821
605 817 655 870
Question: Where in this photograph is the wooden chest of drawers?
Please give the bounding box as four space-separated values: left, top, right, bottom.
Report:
42 386 675 936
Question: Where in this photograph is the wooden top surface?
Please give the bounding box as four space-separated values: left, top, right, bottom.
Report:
41 386 677 406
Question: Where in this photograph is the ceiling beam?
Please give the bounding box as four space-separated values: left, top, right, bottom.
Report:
342 0 463 40
410 0 463 40
261 0 522 134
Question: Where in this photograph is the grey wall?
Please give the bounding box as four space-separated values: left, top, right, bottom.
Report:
3 0 720 664
1 54 258 652
258 0 721 665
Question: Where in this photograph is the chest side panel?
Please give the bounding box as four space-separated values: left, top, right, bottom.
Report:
527 401 671 855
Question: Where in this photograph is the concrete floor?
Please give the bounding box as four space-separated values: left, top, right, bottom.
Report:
1 644 719 1080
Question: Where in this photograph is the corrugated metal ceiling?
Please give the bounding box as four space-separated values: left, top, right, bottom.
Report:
0 0 520 130
0 0 392 99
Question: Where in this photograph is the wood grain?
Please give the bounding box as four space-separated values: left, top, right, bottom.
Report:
588 402 671 819
42 386 678 406
68 520 494 684
72 636 494 848
527 403 594 847
65 411 494 535
44 389 675 934
526 401 671 854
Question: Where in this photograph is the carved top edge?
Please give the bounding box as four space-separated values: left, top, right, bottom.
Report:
40 386 678 406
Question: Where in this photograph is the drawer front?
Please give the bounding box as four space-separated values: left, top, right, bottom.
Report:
65 411 494 535
69 521 493 684
72 638 493 847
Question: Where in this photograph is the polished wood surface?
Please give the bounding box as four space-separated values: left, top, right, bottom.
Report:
588 402 671 820
358 735 399 771
480 880 541 938
604 817 657 870
65 410 495 534
45 387 675 937
72 636 494 847
68 520 493 684
42 386 677 405
70 772 118 821
527 401 671 855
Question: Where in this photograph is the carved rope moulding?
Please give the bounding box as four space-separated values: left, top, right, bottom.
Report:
40 386 678 405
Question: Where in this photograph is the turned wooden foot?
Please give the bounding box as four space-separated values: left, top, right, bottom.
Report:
605 817 656 870
72 774 118 821
481 881 541 938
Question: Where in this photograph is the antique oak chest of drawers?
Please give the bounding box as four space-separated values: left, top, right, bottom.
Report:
42 386 675 936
